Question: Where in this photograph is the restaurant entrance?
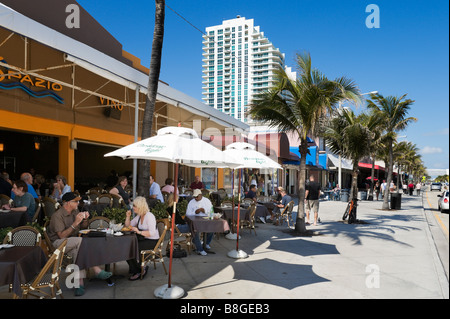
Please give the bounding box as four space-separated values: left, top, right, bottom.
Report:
0 129 59 180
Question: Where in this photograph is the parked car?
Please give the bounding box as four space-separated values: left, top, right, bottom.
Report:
430 182 442 191
437 191 449 213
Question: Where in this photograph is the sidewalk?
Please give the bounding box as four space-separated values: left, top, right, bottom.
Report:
1 194 448 299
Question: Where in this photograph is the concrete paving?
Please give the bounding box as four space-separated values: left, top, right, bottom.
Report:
1 193 448 300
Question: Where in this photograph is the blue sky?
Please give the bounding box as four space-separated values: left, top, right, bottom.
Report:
77 0 449 176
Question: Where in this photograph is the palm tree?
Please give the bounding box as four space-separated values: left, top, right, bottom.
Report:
249 52 360 233
138 0 165 197
367 93 416 210
324 109 374 200
359 110 384 199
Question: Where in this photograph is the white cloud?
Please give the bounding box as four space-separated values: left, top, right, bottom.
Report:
423 128 449 137
421 146 443 154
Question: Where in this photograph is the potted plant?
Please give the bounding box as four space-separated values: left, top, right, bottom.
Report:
102 207 128 224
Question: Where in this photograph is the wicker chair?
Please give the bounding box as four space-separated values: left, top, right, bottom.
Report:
41 197 60 219
32 198 42 224
2 225 41 246
88 216 111 229
217 188 227 200
20 239 67 299
167 216 193 255
242 198 254 206
140 219 168 278
86 190 101 202
42 221 72 268
239 204 257 235
110 193 126 208
278 200 295 227
96 194 113 208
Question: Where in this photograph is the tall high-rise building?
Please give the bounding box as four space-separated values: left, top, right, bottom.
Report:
202 16 295 123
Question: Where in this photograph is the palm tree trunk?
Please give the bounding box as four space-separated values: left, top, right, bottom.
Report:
369 154 375 199
295 142 308 233
382 140 393 210
137 0 165 197
350 162 359 200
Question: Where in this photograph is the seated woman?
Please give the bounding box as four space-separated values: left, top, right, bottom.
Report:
161 178 175 194
109 176 130 207
125 196 159 281
2 179 35 222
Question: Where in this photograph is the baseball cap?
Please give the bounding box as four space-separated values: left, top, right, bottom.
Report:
192 189 202 197
62 192 81 202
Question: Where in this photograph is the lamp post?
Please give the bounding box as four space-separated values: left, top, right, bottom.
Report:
337 91 378 190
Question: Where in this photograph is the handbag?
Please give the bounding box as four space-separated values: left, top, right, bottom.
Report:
167 244 187 258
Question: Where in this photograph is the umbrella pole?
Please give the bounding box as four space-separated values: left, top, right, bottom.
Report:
226 169 240 240
154 162 184 299
227 168 247 259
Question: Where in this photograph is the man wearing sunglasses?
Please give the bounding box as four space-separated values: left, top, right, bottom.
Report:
47 192 112 296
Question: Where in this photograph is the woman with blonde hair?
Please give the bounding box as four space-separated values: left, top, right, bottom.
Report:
125 196 159 280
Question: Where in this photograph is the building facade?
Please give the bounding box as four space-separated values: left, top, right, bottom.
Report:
202 16 295 123
0 0 248 194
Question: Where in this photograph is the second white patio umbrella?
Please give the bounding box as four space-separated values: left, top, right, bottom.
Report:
105 126 240 298
223 142 282 259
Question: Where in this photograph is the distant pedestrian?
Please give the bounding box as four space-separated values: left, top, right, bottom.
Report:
374 181 381 200
305 175 322 226
408 182 414 195
415 182 421 196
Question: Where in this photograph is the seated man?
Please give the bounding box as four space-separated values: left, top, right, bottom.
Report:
47 192 112 297
271 187 292 225
11 172 38 200
185 189 213 256
189 175 205 190
149 175 164 202
51 174 72 201
245 184 257 203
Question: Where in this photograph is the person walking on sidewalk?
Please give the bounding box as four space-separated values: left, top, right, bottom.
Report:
305 175 322 226
415 182 421 196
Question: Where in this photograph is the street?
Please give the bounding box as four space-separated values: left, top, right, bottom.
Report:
422 185 449 281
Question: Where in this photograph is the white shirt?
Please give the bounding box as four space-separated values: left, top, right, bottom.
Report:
185 197 213 217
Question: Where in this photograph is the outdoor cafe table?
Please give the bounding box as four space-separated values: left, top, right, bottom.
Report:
0 246 47 298
215 206 249 223
75 233 139 271
0 210 27 229
241 203 271 219
185 215 230 254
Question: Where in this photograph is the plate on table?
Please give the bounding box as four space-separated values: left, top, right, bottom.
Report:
0 209 11 213
114 232 123 236
0 244 15 249
78 229 91 235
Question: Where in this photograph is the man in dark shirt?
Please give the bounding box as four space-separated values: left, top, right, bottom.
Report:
245 184 257 203
305 175 322 226
272 187 292 225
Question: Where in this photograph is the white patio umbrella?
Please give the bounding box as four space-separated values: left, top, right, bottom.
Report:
104 126 241 299
223 142 282 259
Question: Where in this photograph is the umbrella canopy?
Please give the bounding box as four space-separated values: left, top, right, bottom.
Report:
223 142 282 170
104 126 241 298
366 176 378 181
104 126 241 168
222 142 282 258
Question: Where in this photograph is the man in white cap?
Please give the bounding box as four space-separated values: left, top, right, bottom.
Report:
186 189 214 255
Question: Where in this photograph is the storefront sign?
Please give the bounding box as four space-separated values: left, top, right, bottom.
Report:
0 56 64 103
